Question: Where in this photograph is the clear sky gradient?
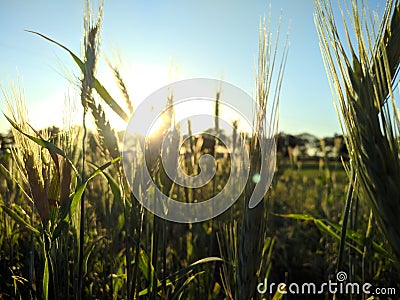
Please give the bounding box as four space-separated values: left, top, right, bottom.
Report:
0 0 387 137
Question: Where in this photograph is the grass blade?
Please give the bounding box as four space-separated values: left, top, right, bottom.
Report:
26 30 129 122
277 213 394 261
4 114 79 178
43 252 49 300
1 205 39 234
53 157 121 239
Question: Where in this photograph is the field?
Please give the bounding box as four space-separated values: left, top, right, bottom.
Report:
1 144 398 299
0 0 399 299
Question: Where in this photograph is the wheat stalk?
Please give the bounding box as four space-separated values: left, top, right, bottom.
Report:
78 1 103 298
106 54 133 115
315 0 400 260
4 83 53 223
237 14 288 299
87 100 120 159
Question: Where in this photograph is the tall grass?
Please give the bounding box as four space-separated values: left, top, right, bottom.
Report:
237 14 288 300
315 0 400 264
2 0 400 299
77 2 103 299
3 83 82 299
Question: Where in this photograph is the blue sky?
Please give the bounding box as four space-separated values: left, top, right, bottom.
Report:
0 0 387 137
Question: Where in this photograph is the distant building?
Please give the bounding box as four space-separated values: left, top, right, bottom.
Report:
276 132 348 161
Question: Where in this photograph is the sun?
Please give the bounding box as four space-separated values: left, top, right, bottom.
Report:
96 62 177 133
147 112 171 138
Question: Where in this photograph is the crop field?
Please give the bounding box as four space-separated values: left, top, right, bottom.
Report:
0 0 399 299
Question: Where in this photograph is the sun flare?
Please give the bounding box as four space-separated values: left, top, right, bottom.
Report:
97 62 180 132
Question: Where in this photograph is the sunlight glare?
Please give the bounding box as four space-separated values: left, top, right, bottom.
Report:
95 62 177 132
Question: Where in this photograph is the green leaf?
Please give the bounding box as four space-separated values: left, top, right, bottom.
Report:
163 257 224 285
26 30 129 122
103 172 124 207
43 253 49 300
93 79 129 122
82 236 105 277
171 272 205 300
324 219 392 259
4 114 79 177
138 256 224 297
138 247 158 282
52 157 121 239
276 213 394 261
272 289 284 300
1 205 39 234
88 161 123 207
